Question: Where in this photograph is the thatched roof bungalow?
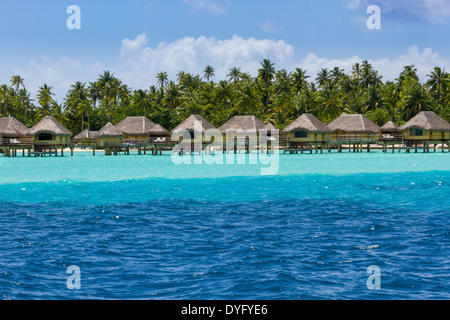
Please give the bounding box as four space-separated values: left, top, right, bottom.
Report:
171 115 217 143
0 117 30 145
73 129 98 141
27 116 72 146
115 116 168 143
282 114 332 145
219 116 266 134
400 111 450 141
97 122 123 149
327 114 379 142
379 121 402 141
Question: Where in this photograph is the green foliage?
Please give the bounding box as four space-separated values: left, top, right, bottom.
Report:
365 108 390 127
1 62 449 133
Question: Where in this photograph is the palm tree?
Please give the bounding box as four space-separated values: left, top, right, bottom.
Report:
203 65 215 82
235 84 262 116
10 75 24 92
258 59 275 84
315 68 329 87
162 81 181 109
426 67 449 107
400 83 435 119
36 84 54 117
351 62 362 81
291 68 310 94
274 90 295 126
0 84 15 117
156 72 169 88
132 89 151 117
88 81 101 111
330 67 344 85
364 85 385 112
13 88 34 125
227 67 242 83
317 81 342 122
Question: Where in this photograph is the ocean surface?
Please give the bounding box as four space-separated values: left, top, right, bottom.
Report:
0 150 448 300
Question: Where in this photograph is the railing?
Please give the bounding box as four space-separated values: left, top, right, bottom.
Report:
378 133 405 141
330 134 379 143
71 139 98 146
121 138 149 146
1 137 34 146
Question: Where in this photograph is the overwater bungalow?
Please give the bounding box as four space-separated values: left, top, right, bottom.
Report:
72 129 99 147
218 116 267 153
327 114 379 152
399 111 450 152
0 117 32 157
259 123 280 154
282 114 332 154
115 116 170 155
115 116 169 145
378 121 403 153
97 122 124 155
27 116 72 156
171 115 218 154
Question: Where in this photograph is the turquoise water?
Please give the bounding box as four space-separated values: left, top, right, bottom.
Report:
0 151 449 299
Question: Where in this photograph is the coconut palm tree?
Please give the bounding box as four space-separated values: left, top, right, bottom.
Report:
132 89 151 117
426 67 449 107
10 75 24 92
162 81 181 109
203 65 215 82
156 71 169 88
400 83 435 119
36 84 54 117
315 68 329 87
0 84 15 117
291 68 310 95
13 88 34 125
258 59 275 84
317 81 342 122
227 67 242 83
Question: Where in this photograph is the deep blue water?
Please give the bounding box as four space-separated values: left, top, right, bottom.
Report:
0 153 449 299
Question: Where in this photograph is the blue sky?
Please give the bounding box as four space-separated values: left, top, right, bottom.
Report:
0 0 449 101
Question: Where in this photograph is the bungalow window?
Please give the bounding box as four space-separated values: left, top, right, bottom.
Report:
37 133 54 141
410 128 424 136
294 130 308 138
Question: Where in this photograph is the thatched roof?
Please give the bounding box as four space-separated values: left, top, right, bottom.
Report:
327 114 379 133
399 111 450 132
171 115 217 133
115 116 168 136
262 123 279 131
73 129 99 140
0 117 29 137
28 116 72 136
98 122 124 138
380 121 400 132
282 114 332 134
218 116 266 134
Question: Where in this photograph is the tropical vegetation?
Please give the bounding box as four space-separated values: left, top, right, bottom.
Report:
1 60 450 134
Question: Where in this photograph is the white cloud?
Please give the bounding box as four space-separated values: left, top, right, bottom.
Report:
13 56 105 102
301 45 448 82
183 0 230 14
119 33 295 87
5 35 449 102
